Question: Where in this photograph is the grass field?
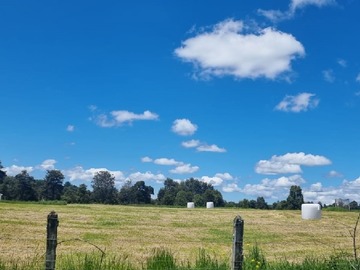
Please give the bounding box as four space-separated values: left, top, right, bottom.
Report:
0 202 359 266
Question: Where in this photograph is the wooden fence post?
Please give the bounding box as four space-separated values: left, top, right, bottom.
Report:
231 215 244 270
45 211 58 270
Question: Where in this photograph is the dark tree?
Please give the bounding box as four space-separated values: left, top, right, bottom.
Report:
15 170 37 201
92 171 118 204
118 180 133 204
78 184 91 203
0 161 6 184
286 185 304 210
43 170 64 200
256 197 269 209
130 181 154 204
157 178 179 205
62 182 79 203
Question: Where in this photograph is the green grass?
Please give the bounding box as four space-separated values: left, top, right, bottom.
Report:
1 202 360 268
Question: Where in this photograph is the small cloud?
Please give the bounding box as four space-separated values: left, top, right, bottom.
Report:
67 125 75 132
326 170 343 178
141 156 153 163
323 69 335 83
175 19 305 80
197 144 226 153
356 73 360 82
154 158 181 166
38 159 57 170
182 139 200 148
172 119 198 136
275 92 319 113
94 110 159 127
126 171 166 183
337 59 347 68
222 183 242 192
170 164 199 174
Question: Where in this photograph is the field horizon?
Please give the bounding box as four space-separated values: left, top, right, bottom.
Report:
0 202 359 266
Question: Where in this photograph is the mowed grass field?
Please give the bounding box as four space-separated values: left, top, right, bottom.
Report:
0 202 359 265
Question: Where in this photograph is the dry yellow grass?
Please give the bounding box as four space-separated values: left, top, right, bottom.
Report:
0 202 359 265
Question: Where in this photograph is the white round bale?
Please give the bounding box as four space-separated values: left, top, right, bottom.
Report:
301 203 321 220
206 202 214 208
187 202 195 208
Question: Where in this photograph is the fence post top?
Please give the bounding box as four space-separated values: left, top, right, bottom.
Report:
48 211 58 218
233 215 243 225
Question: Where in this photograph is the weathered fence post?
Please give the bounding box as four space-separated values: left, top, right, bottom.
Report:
45 211 58 270
231 215 244 270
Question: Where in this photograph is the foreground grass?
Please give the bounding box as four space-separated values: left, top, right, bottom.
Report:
0 202 359 267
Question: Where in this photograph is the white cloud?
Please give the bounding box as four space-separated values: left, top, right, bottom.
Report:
170 164 199 174
197 144 227 153
326 170 343 178
172 119 198 136
38 159 57 170
256 152 331 175
323 69 335 83
64 166 125 182
275 92 319 112
259 0 336 22
175 19 305 80
222 183 242 192
4 165 34 176
182 139 200 148
240 175 306 199
356 73 360 82
154 158 181 166
201 172 233 187
126 171 166 183
290 0 336 12
182 139 226 153
141 156 153 163
67 125 75 132
337 59 347 68
94 110 159 127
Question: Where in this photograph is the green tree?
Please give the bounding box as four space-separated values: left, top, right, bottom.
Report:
61 182 79 203
130 181 154 204
286 185 304 210
0 161 6 184
92 171 118 204
118 180 133 204
43 170 64 200
157 178 179 205
78 184 91 203
256 197 268 209
174 190 192 206
14 170 37 201
239 199 250 208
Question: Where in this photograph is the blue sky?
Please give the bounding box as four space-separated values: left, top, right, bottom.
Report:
1 0 360 204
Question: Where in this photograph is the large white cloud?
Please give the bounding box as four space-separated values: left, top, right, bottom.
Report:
38 159 57 171
172 119 198 136
175 19 305 80
94 110 158 127
154 158 181 166
64 166 125 182
201 173 234 187
4 165 34 176
126 172 166 183
256 152 331 175
275 93 319 112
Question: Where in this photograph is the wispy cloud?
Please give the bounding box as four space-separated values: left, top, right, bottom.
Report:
356 73 360 82
255 152 331 175
275 92 319 112
182 139 226 153
172 119 198 136
126 172 166 183
175 19 305 80
66 125 75 132
94 110 159 127
38 159 57 170
259 0 336 22
4 165 34 176
323 69 335 83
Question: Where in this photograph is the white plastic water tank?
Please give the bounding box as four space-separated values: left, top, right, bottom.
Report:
187 202 195 208
206 202 214 208
301 203 321 220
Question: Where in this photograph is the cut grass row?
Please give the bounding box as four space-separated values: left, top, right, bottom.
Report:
0 202 359 267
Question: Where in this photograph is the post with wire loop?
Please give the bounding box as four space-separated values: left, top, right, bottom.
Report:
231 215 244 270
45 211 58 270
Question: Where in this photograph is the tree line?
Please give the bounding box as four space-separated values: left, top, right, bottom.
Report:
2 161 357 209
